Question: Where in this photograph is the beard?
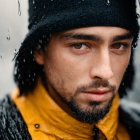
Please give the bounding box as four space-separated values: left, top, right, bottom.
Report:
64 79 116 124
51 79 116 124
43 72 116 124
66 95 114 124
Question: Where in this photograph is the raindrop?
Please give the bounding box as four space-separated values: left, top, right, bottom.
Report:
32 78 35 82
34 21 38 24
17 60 19 64
37 44 41 50
106 0 110 6
137 13 140 18
41 15 45 20
18 74 21 79
132 46 136 49
18 0 21 16
51 0 54 1
39 40 43 44
12 49 18 61
46 37 49 42
33 0 35 4
0 55 2 59
14 49 17 54
30 50 33 55
132 42 137 49
14 69 17 75
22 81 24 85
42 35 46 39
6 35 10 40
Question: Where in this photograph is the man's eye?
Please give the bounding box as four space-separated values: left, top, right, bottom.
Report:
111 43 129 49
68 42 91 54
70 43 88 49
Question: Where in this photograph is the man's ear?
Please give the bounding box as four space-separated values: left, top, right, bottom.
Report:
34 49 45 65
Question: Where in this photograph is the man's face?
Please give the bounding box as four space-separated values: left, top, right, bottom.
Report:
35 26 133 123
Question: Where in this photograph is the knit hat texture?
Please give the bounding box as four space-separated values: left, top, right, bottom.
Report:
23 0 139 46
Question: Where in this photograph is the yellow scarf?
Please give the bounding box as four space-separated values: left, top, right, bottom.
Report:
11 80 130 140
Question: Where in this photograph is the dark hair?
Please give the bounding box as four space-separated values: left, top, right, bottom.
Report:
14 26 139 97
14 34 50 95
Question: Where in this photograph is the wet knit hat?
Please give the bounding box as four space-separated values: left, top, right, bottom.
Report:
22 0 139 45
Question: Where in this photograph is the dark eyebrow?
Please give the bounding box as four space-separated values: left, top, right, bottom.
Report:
60 33 102 42
60 32 133 42
112 32 133 42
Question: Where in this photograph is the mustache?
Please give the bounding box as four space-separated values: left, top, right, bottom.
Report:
75 79 116 94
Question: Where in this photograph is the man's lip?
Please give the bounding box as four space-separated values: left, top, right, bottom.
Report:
83 89 110 94
81 88 112 102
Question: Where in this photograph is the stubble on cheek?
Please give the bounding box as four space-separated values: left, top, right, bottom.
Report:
44 60 77 101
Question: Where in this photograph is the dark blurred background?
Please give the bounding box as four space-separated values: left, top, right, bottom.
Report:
0 0 140 103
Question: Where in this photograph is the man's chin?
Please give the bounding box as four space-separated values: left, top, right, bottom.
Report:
67 97 114 124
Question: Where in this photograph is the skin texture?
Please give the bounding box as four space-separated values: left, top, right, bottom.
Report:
35 26 133 123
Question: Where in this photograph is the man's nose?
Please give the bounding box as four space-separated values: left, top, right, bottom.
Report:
89 50 114 80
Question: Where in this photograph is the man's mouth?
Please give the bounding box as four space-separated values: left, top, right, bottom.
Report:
82 88 112 102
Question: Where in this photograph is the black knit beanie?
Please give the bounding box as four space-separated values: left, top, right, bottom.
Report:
22 0 139 45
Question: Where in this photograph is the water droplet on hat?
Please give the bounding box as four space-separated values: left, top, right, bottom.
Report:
33 0 35 4
106 0 110 6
